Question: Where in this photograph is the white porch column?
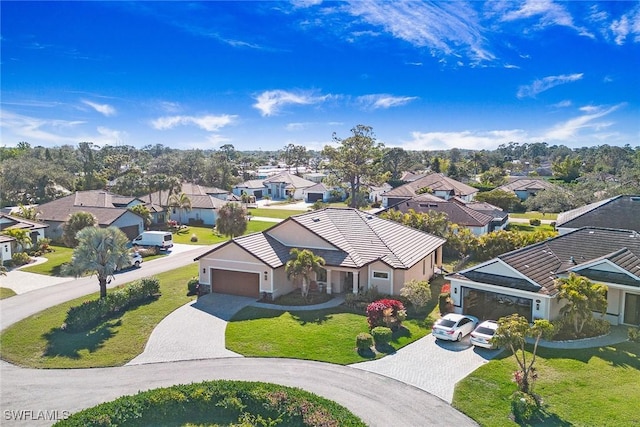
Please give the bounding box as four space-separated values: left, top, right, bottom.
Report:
326 269 332 294
353 271 359 294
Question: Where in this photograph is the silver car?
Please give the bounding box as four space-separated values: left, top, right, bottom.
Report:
433 313 479 342
470 320 499 349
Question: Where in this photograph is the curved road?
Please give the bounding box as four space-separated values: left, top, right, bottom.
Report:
0 246 477 426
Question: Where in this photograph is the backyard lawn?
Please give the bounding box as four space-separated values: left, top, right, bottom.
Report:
226 306 431 365
453 341 640 426
172 220 275 245
0 264 198 368
509 211 558 220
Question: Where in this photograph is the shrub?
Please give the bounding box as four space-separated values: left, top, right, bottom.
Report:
187 277 200 295
56 380 366 427
343 287 384 311
400 279 432 312
439 292 453 315
628 327 640 343
423 314 436 328
366 299 405 330
63 277 161 332
529 218 541 226
371 327 392 346
190 233 198 242
552 317 610 340
311 200 327 210
11 252 31 266
28 238 53 257
137 246 158 257
510 391 540 423
355 333 373 351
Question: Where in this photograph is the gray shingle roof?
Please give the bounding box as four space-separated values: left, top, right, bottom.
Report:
383 173 478 199
385 195 493 227
263 171 316 189
36 192 135 225
455 227 640 296
0 214 48 231
556 195 640 231
497 178 556 193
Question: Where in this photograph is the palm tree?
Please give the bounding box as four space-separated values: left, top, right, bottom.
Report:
62 226 130 299
215 203 247 239
285 248 325 298
129 204 153 228
169 192 192 224
1 228 33 252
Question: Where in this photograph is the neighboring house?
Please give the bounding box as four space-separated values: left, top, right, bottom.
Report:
0 214 49 247
381 194 494 236
233 179 269 199
195 207 446 300
446 227 640 326
303 172 327 183
37 191 144 240
381 173 478 207
367 183 393 204
234 171 316 201
304 183 333 203
460 200 509 232
496 178 556 201
143 183 231 226
0 234 14 264
556 195 640 235
399 171 427 182
263 172 316 200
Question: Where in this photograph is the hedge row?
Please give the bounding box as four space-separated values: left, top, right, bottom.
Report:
55 380 366 427
63 277 160 333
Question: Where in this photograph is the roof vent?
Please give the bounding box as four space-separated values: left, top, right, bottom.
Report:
312 217 320 222
570 256 576 264
366 215 373 219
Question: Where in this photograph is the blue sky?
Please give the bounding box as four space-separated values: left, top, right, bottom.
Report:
1 1 639 152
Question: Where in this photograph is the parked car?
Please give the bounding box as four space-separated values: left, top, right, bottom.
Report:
132 231 173 251
115 252 143 271
470 320 499 349
433 313 479 342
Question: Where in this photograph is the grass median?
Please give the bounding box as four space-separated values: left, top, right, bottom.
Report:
0 264 198 368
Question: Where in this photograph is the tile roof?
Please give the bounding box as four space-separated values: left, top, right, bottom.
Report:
36 191 137 225
455 227 640 296
263 171 316 189
386 195 493 227
142 191 227 210
305 183 331 193
197 207 446 270
497 178 556 193
556 195 640 231
383 173 478 198
235 179 267 189
179 182 228 196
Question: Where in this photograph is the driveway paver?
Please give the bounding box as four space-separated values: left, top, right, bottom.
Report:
351 333 501 403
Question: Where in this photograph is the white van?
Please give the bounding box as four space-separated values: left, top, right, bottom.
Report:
132 231 174 251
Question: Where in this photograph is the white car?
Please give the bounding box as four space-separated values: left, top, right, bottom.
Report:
432 313 479 342
470 320 499 349
116 252 143 271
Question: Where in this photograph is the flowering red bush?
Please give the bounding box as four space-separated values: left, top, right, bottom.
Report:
441 283 451 294
366 299 406 330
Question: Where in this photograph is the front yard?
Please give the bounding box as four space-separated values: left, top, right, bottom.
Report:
454 341 640 426
226 306 431 365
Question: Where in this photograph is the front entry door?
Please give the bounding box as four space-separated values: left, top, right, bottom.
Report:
624 293 640 326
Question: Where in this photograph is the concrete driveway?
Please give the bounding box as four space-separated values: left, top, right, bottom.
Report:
351 333 502 403
128 293 256 365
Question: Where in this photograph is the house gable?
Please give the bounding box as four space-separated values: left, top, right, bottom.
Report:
267 220 337 251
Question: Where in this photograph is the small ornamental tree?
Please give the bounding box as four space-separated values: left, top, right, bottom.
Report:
493 314 554 395
366 299 406 331
400 279 431 312
63 211 97 247
216 202 247 239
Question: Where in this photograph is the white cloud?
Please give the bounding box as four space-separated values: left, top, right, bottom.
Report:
357 94 418 110
285 122 308 131
0 109 85 144
517 73 583 99
82 100 116 116
253 90 330 116
542 104 623 141
151 114 237 131
495 0 593 37
346 1 494 63
552 100 572 108
96 126 129 145
610 5 640 45
401 129 528 151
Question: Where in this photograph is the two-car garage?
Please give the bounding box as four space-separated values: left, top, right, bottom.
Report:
210 269 260 298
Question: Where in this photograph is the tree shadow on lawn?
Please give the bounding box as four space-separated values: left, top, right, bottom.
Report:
43 320 120 359
290 309 333 325
525 409 573 427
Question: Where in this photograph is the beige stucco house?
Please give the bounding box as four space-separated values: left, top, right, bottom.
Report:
195 207 446 300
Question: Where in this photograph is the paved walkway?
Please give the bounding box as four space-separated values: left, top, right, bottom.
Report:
534 324 629 349
0 258 72 295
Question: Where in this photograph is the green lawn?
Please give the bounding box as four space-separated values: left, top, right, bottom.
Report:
20 245 74 276
509 211 558 220
0 287 17 299
246 207 306 219
505 223 556 233
226 306 431 365
0 264 198 368
172 221 275 245
453 341 640 426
